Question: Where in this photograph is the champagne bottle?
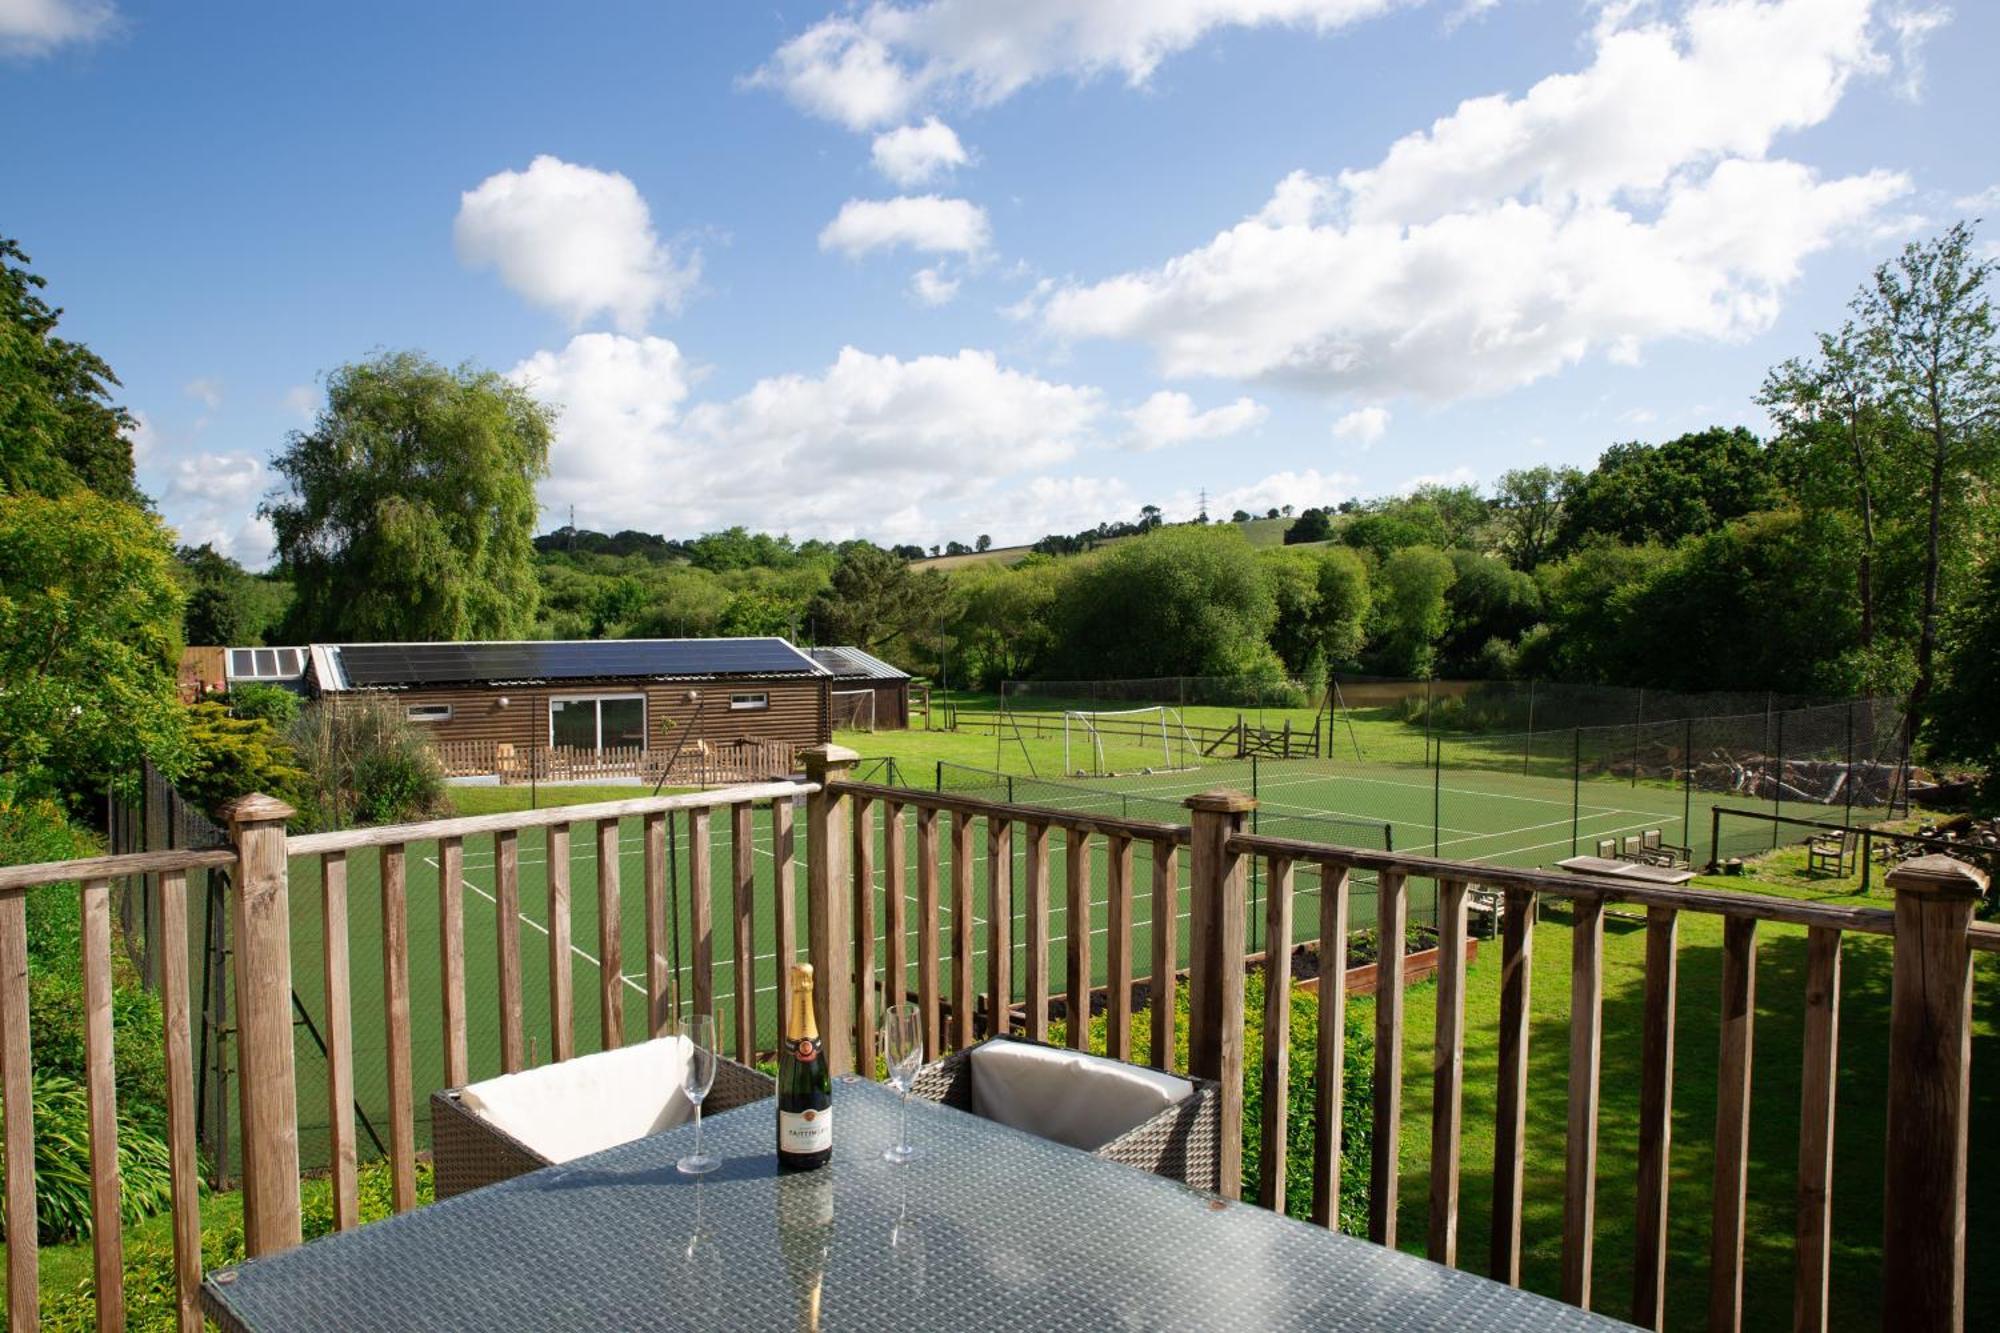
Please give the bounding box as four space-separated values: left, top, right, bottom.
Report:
777 962 833 1170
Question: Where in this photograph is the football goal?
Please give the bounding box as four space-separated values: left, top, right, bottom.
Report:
1062 706 1196 776
831 689 877 733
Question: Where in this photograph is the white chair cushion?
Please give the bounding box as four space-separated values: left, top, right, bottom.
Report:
457 1034 693 1164
967 1041 1194 1152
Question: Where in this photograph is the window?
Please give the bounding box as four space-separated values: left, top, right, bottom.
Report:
406 704 452 723
549 694 648 751
729 692 769 711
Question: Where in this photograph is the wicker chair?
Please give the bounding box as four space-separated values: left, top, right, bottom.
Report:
910 1035 1222 1192
431 1042 773 1201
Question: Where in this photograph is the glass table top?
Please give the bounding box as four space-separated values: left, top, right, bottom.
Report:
204 1077 1626 1331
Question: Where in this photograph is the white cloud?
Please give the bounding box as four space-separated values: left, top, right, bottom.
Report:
1955 185 2000 212
454 155 699 332
749 0 1407 130
870 116 970 186
283 383 318 422
819 195 991 257
1043 0 1910 401
1399 465 1480 493
0 0 115 57
161 451 276 566
124 409 157 464
1331 405 1389 443
1208 468 1359 517
183 377 223 410
1886 4 1950 101
512 335 1102 545
910 266 962 305
1123 390 1266 450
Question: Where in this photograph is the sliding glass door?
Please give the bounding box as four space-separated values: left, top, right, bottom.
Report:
548 694 647 751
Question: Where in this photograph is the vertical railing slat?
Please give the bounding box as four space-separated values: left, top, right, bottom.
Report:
1258 855 1295 1213
496 831 524 1072
689 808 714 1026
380 843 416 1212
1562 893 1606 1308
883 802 908 1015
0 888 33 1331
1793 925 1841 1333
158 868 202 1331
988 817 1014 1039
732 803 757 1062
1708 914 1758 1333
951 811 976 1049
1066 829 1091 1051
802 748 856 1075
1428 879 1469 1266
1633 905 1680 1329
1150 840 1178 1071
546 823 574 1065
317 854 359 1232
437 836 468 1089
1311 862 1350 1229
1105 833 1133 1060
771 798 797 978
228 797 301 1256
1184 792 1251 1200
916 806 942 1058
645 813 671 1038
853 796 878 1070
1490 888 1534 1282
1026 822 1052 1042
81 877 125 1327
596 818 624 1049
1370 870 1407 1247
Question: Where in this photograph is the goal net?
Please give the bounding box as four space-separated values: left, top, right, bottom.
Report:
1062 706 1195 777
831 688 877 733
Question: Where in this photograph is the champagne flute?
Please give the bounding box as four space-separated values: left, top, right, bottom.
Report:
881 1003 923 1163
678 1013 719 1175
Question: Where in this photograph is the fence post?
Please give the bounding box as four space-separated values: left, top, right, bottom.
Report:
224 793 302 1257
803 744 860 1076
1882 853 1987 1330
1571 728 1582 855
1185 788 1255 1200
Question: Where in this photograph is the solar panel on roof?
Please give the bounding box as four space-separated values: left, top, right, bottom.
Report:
332 639 816 687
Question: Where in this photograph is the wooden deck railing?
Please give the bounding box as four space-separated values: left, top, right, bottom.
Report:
1 759 1990 1330
432 738 802 787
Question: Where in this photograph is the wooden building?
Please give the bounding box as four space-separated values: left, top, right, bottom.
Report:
809 646 912 731
305 638 832 779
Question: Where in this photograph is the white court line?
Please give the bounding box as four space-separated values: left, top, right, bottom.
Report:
425 854 649 1000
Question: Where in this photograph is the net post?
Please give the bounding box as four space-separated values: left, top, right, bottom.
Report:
1844 701 1856 829
1571 728 1581 856
935 759 943 793
1773 710 1786 850
1682 717 1694 847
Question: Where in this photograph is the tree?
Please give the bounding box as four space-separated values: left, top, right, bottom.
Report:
177 544 289 646
266 352 553 641
1284 508 1334 544
0 491 188 800
1439 550 1540 674
0 237 143 504
1553 427 1780 554
1491 466 1578 571
807 544 949 651
1924 555 2000 806
891 544 926 561
975 534 992 552
1852 223 1999 731
1045 526 1280 678
1260 546 1370 674
1761 324 1891 655
1231 509 1252 523
1371 546 1456 677
1139 504 1163 530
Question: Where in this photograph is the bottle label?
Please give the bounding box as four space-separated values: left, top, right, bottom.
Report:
779 1107 832 1154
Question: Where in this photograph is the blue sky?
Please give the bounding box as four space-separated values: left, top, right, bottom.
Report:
2 0 1992 566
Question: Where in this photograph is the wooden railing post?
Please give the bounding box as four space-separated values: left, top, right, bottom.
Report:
803 744 860 1075
224 793 302 1257
1883 854 1987 1331
1185 789 1254 1200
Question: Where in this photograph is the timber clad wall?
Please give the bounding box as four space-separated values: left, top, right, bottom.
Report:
332 677 828 753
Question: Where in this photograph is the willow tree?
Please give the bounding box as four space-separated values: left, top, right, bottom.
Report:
266 352 554 641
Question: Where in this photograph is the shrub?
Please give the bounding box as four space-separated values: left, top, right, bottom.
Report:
223 682 302 728
287 697 446 830
1 777 95 963
177 701 308 819
1 1072 176 1245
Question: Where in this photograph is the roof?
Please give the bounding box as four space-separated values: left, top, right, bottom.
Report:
311 638 828 692
807 646 911 682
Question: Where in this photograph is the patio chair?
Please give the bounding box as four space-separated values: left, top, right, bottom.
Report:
1619 835 1644 861
1638 828 1693 869
1807 828 1858 877
910 1035 1222 1191
430 1034 774 1200
1595 838 1619 859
